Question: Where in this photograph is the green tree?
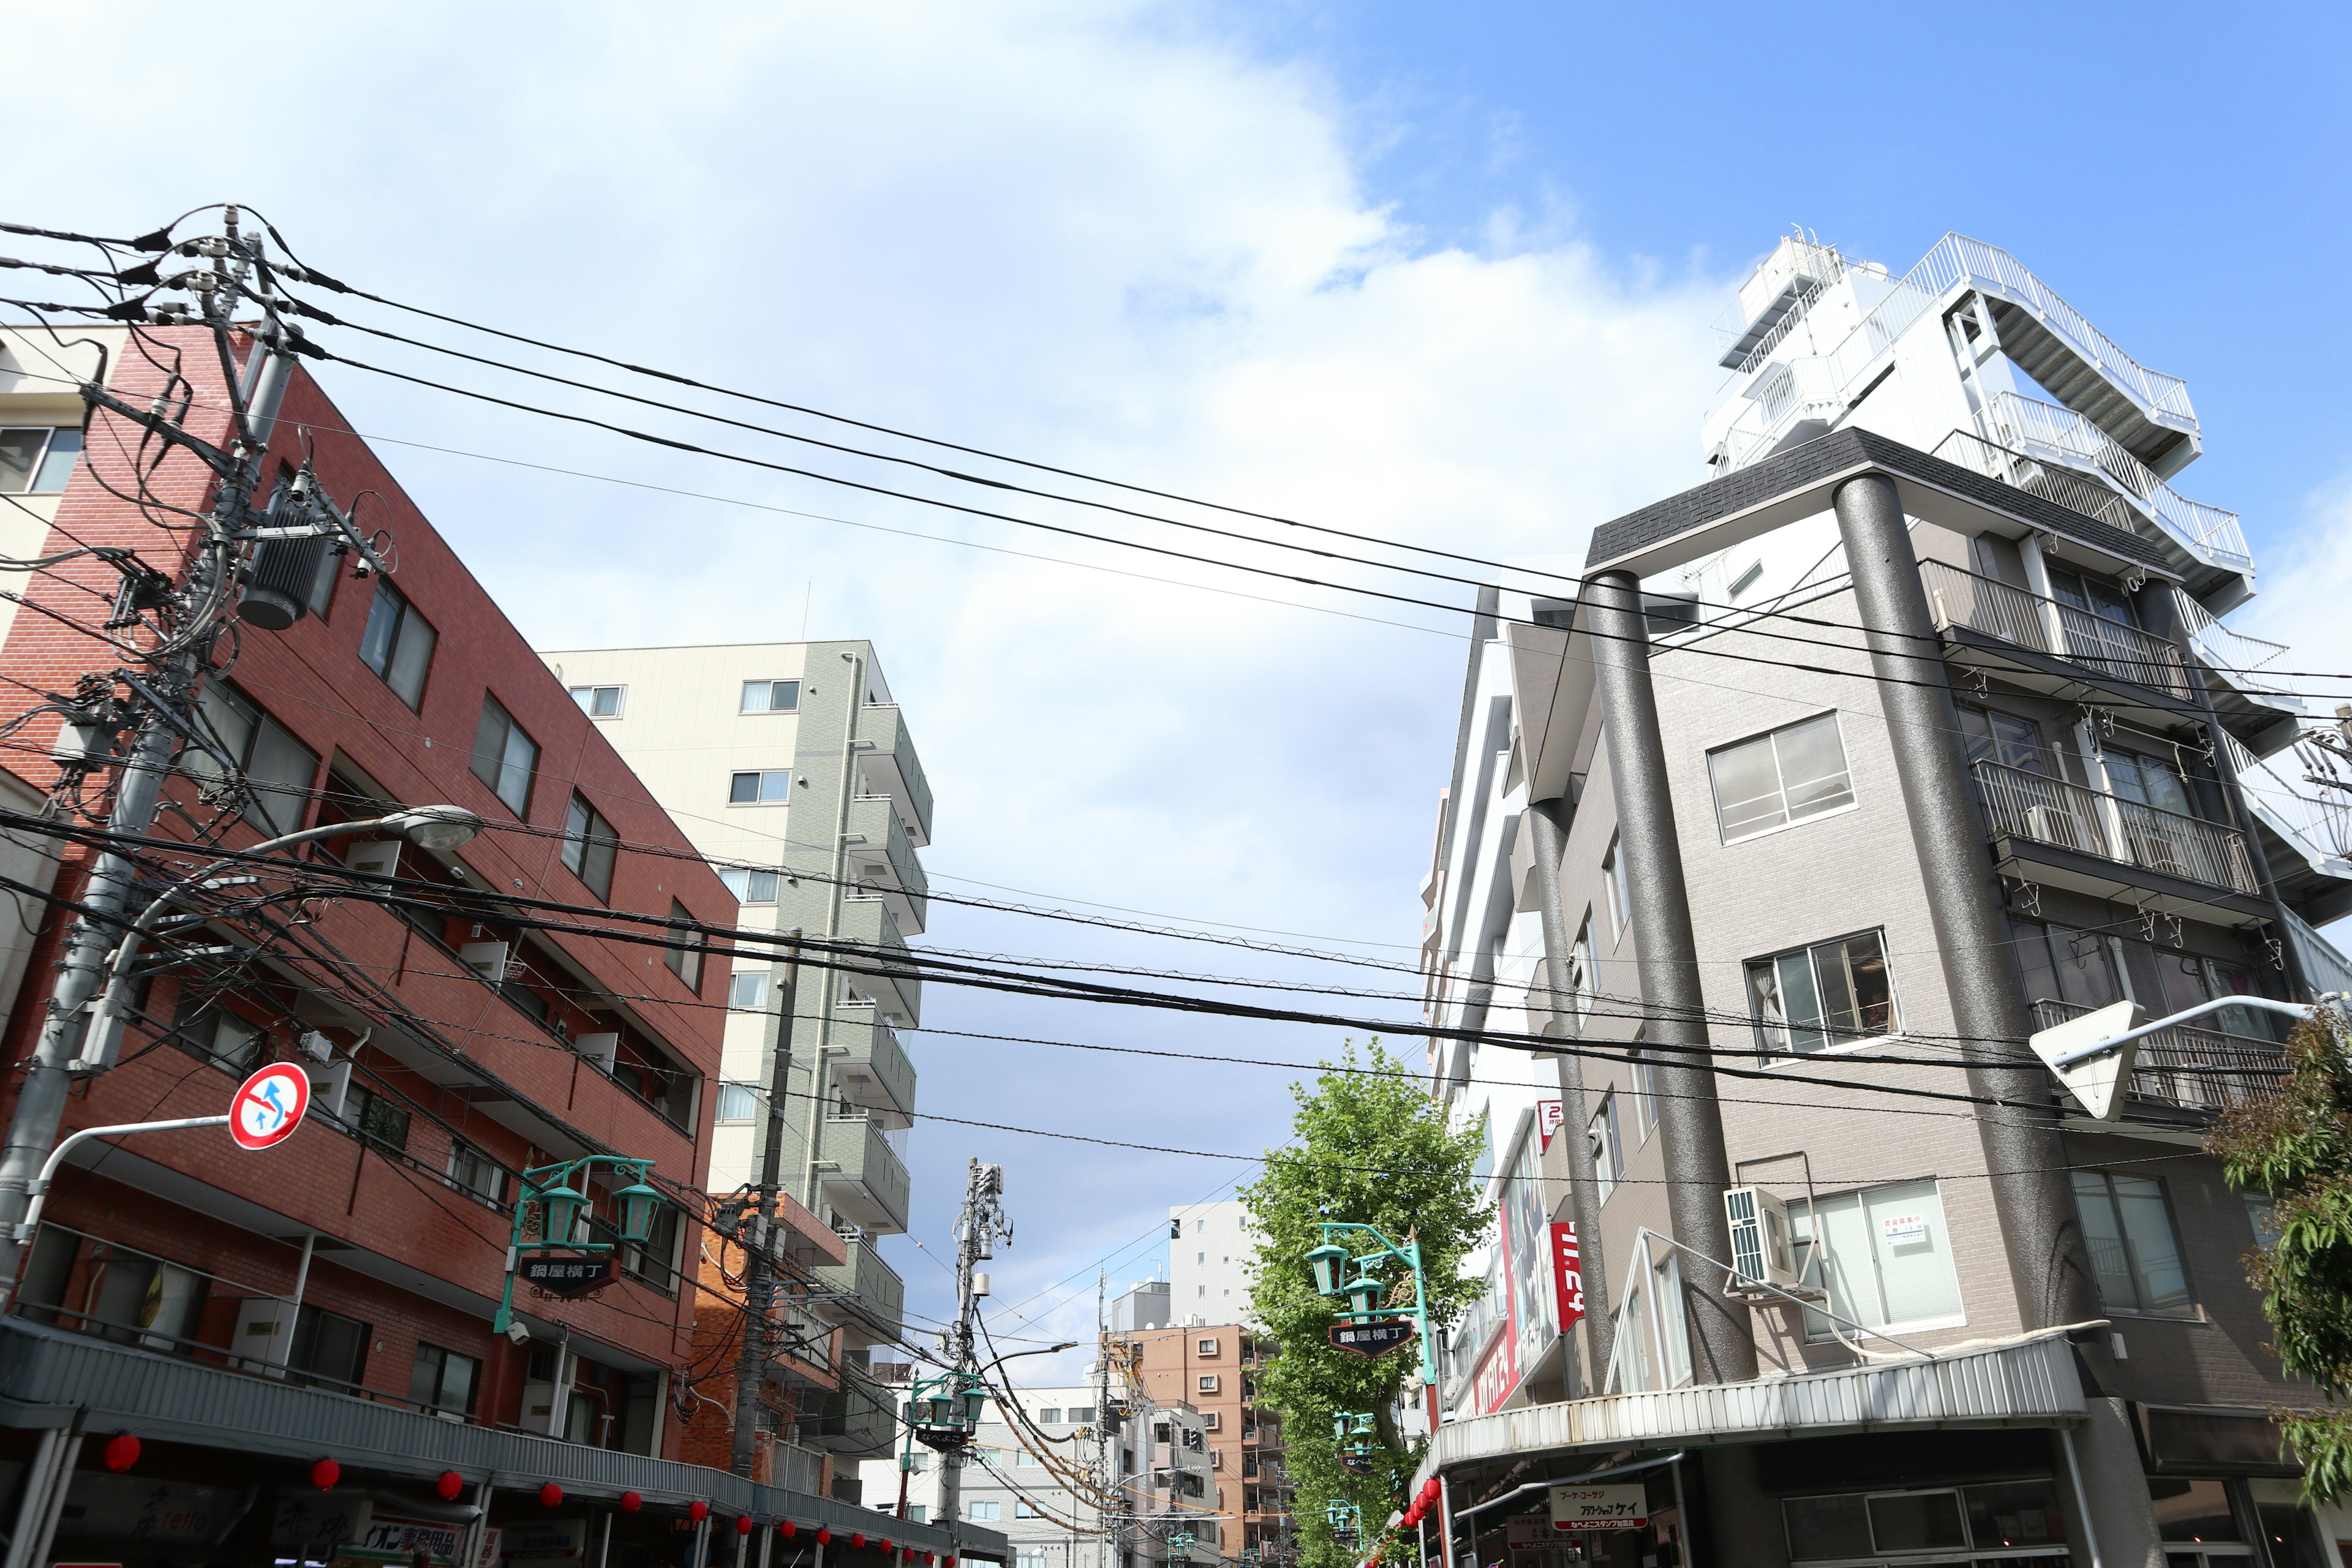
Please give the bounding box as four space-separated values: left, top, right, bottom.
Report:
1242 1041 1487 1568
2208 1009 2352 1501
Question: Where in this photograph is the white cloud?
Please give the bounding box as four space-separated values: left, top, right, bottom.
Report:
1 1 1730 1363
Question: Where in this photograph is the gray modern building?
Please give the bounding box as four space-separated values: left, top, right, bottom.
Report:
1417 235 2352 1565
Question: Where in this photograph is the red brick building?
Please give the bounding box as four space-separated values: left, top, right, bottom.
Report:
0 319 992 1568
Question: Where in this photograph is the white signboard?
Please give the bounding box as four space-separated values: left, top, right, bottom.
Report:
1881 1213 1929 1247
1548 1483 1648 1532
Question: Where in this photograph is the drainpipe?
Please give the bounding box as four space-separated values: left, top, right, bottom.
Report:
1581 572 1754 1386
1524 797 1613 1391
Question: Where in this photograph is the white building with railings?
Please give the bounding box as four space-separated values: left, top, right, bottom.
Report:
1416 230 2352 1566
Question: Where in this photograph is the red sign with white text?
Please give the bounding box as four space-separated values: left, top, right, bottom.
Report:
1472 1324 1520 1415
1550 1222 1586 1330
1536 1099 1562 1150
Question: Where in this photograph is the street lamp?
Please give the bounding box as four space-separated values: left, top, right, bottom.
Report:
70 805 484 1073
614 1178 663 1245
492 1153 664 1334
539 1182 588 1246
1305 1242 1349 1297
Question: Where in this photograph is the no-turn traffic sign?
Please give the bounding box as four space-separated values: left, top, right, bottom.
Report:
230 1063 311 1151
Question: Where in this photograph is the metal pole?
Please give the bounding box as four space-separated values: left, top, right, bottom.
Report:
598 1512 616 1568
737 937 804 1477
24 1417 84 1568
2 1429 62 1568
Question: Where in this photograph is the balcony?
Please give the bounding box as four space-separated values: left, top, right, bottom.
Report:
1972 759 2265 919
844 793 928 935
827 1011 916 1129
853 703 934 847
815 1114 910 1234
805 1363 896 1458
816 1234 905 1346
834 896 920 1027
1920 558 2195 705
2030 999 2283 1117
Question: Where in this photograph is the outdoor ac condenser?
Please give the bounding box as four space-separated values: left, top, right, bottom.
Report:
1723 1185 1798 1288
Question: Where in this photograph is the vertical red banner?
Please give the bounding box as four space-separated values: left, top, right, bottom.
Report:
1550 1221 1586 1330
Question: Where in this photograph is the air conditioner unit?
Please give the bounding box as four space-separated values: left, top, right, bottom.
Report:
1723 1186 1798 1288
2024 804 2084 851
576 1031 619 1072
346 840 400 878
459 941 510 981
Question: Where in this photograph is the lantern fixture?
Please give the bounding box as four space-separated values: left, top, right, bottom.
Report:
102 1434 140 1472
311 1458 341 1490
690 1502 710 1523
925 1391 955 1427
614 1180 663 1245
1305 1242 1349 1296
736 1517 754 1537
959 1384 987 1426
437 1471 465 1501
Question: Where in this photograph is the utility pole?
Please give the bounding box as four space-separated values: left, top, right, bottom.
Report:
733 938 802 1477
938 1158 1010 1532
0 207 380 1276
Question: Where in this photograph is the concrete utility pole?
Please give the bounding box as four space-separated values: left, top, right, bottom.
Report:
938 1158 1011 1531
0 207 377 1278
733 938 804 1477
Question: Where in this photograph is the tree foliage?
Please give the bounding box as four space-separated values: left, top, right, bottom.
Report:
2208 1009 2352 1502
1242 1041 1487 1568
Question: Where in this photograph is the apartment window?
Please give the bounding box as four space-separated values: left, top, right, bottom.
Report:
1016 1500 1043 1518
1615 1284 1653 1392
1211 1450 1224 1470
447 1140 506 1205
1746 930 1894 1055
2245 1193 2282 1253
1038 1408 1063 1424
170 989 263 1074
1632 1049 1658 1140
1600 834 1630 943
562 793 619 900
1706 712 1855 842
2103 749 2196 819
1016 1546 1044 1562
2046 566 2139 628
716 1084 758 1122
1066 1406 1095 1425
569 684 624 718
1570 916 1595 1019
718 867 781 903
0 426 82 492
2071 1170 2192 1314
1201 1411 1220 1430
728 971 769 1011
1589 1093 1623 1202
341 1082 410 1153
1197 1336 1219 1356
741 679 801 714
1653 1254 1692 1387
729 769 792 804
357 580 437 710
1014 1449 1041 1467
663 899 703 991
409 1341 481 1419
1197 1374 1219 1394
1956 704 2058 775
287 1304 370 1391
905 1507 927 1525
1789 1178 1964 1336
464 698 537 818
186 682 320 837
966 1501 1001 1522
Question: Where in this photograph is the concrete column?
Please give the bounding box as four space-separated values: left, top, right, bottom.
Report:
1526 797 1613 1393
1583 571 1755 1385
1831 473 2157 1557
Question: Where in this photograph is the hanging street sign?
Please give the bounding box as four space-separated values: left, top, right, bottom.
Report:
1336 1453 1373 1477
230 1064 311 1151
1327 1317 1417 1359
521 1256 616 1297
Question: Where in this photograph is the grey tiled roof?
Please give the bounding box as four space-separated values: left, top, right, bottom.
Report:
1585 428 2173 573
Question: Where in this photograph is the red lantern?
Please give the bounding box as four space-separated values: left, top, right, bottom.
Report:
102 1434 140 1472
690 1501 710 1523
621 1492 643 1513
310 1458 341 1490
437 1472 465 1502
879 1542 892 1556
927 1556 937 1566
851 1534 867 1550
944 1557 957 1567
816 1529 832 1547
737 1518 755 1537
540 1483 564 1509
780 1522 798 1539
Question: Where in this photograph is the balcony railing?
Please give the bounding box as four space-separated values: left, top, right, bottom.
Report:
1920 559 2193 700
1972 760 2259 895
2030 999 2284 1114
1983 391 2248 568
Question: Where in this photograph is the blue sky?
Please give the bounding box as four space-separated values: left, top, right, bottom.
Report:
8 1 2348 1378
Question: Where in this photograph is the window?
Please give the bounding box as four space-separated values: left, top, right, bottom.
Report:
470 696 538 816
718 867 780 903
1197 1374 1219 1393
663 900 703 991
1706 712 1855 842
1014 1449 1041 1467
1066 1406 1094 1425
341 1083 410 1152
357 580 436 710
1201 1411 1219 1430
288 1303 370 1391
2047 566 2139 628
170 989 263 1074
1632 1050 1658 1140
1016 1501 1042 1519
1615 1284 1653 1392
717 1084 758 1123
1017 1546 1045 1563
729 769 792 804
741 679 801 713
568 685 624 718
2104 748 2195 818
728 971 769 1011
1746 930 1894 1055
1600 834 1630 943
1956 703 2059 775
905 1507 927 1525
2071 1170 2192 1314
966 1501 1000 1522
1589 1094 1623 1202
447 1140 505 1205
409 1341 480 1419
1038 1408 1063 1425
0 426 81 493
185 682 320 837
1788 1178 1964 1337
1653 1254 1691 1387
1569 916 1595 1020
1782 1480 2067 1561
2245 1193 2282 1253
562 793 619 900
1197 1336 1219 1356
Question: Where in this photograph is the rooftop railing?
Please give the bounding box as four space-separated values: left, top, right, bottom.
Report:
1971 758 2260 895
1920 559 2193 700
